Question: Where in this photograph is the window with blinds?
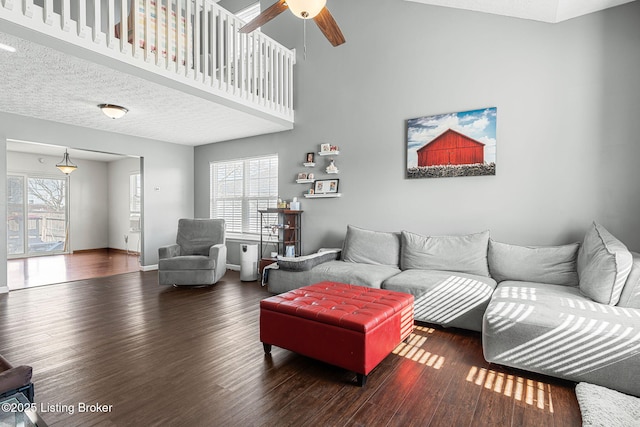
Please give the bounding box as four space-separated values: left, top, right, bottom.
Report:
210 154 278 235
129 172 142 232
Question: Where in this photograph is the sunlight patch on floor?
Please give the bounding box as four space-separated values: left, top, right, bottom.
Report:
466 366 554 412
392 327 444 368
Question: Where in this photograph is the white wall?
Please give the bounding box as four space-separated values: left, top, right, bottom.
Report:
7 151 110 251
194 0 640 252
0 112 194 280
108 156 142 252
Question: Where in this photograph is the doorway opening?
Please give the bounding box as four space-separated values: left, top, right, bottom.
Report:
6 140 144 290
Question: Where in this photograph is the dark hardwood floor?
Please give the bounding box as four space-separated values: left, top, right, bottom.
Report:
7 249 140 290
0 271 582 426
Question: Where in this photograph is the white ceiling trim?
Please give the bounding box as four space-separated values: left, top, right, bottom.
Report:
7 139 130 162
404 0 637 23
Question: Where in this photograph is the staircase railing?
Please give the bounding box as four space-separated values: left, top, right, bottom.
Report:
0 0 295 121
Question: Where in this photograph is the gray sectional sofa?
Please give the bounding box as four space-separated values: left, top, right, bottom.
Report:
264 223 640 397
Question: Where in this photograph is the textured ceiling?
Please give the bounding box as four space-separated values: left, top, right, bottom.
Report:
0 31 291 147
405 0 637 22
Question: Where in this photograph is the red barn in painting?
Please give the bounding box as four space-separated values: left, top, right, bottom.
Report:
417 129 485 166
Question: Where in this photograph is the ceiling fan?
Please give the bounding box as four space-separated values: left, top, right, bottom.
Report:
239 0 346 47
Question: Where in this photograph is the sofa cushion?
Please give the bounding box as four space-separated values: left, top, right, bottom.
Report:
158 255 215 270
488 240 579 286
483 281 640 397
618 251 640 309
277 250 340 272
310 260 400 289
400 230 490 277
382 269 496 331
577 223 632 305
342 225 401 267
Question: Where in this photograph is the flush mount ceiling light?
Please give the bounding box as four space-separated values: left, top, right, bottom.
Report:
56 149 78 175
98 103 128 119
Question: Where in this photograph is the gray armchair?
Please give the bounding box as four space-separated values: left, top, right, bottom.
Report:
158 218 227 286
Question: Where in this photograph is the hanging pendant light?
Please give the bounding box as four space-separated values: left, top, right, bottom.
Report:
56 149 78 175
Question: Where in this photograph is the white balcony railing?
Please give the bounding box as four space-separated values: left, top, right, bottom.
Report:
0 0 295 121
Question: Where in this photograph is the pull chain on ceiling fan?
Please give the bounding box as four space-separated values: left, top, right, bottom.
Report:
239 0 346 48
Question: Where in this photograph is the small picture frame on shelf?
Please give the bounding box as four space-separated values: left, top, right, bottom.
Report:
305 152 315 163
308 173 314 180
320 143 331 153
297 172 308 180
314 179 339 194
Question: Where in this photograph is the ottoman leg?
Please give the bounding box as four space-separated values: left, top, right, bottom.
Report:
263 343 272 354
356 373 367 387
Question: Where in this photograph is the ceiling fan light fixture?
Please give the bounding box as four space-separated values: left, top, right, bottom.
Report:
98 103 128 119
286 0 326 19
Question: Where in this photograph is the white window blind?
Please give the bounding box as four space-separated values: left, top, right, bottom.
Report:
211 154 278 235
129 172 141 232
130 173 141 213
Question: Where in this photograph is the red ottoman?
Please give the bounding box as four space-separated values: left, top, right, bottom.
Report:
260 281 414 386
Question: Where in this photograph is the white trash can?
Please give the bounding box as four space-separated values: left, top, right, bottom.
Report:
240 244 258 282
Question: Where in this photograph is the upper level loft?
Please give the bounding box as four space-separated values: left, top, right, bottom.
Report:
0 0 296 145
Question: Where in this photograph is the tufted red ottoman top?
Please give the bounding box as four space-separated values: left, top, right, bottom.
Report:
260 281 413 333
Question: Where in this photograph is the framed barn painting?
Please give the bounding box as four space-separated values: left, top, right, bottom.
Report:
406 107 497 179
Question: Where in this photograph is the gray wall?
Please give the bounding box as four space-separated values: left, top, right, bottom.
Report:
0 112 194 274
194 0 640 253
7 151 110 251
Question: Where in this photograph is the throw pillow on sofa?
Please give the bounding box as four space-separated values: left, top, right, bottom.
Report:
401 230 490 277
617 252 640 308
577 222 633 305
488 240 580 286
342 225 401 267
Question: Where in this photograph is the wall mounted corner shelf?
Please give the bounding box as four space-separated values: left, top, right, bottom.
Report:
304 193 342 199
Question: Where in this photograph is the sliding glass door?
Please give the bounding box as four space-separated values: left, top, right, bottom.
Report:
7 174 69 257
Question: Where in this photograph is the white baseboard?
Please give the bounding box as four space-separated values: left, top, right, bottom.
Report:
0 286 8 294
227 264 240 271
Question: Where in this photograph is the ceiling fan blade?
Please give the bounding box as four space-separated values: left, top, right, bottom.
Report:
239 0 288 34
313 7 346 47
